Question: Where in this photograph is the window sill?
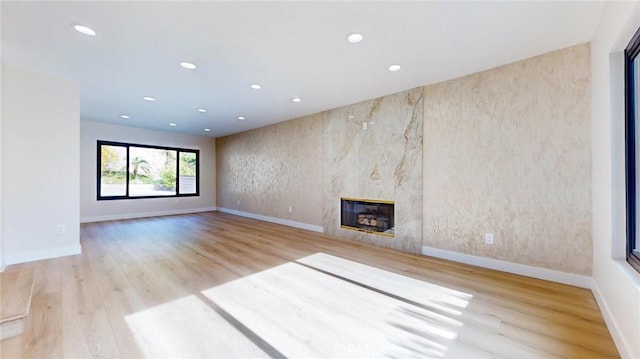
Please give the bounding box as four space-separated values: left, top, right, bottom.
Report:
614 259 640 289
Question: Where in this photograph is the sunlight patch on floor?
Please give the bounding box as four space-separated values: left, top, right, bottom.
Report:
298 252 473 313
200 253 473 358
124 295 269 358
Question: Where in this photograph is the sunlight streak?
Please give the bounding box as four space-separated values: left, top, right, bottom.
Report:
125 295 269 358
200 252 474 357
298 252 473 311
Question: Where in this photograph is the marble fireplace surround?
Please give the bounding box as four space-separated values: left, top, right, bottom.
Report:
323 87 423 254
216 44 589 274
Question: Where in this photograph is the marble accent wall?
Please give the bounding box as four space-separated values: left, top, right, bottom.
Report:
423 44 592 275
324 88 423 253
216 113 324 226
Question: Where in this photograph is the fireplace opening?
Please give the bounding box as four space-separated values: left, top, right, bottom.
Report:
341 197 395 237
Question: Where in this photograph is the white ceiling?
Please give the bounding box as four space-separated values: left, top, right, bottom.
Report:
1 1 604 138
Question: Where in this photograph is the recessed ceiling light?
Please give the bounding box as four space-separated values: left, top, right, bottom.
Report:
71 24 96 36
250 84 261 90
180 62 197 70
197 108 207 113
120 114 130 119
348 115 354 119
347 33 363 43
292 97 302 103
169 123 177 127
204 128 211 132
388 64 402 72
238 116 245 120
143 96 156 102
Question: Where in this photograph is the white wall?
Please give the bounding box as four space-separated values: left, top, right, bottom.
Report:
0 61 4 271
1 5 4 271
1 65 80 265
80 120 216 222
591 2 640 359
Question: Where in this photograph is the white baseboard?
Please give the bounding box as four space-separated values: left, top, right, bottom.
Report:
217 207 324 233
5 244 82 266
590 279 634 359
80 207 218 223
421 245 591 288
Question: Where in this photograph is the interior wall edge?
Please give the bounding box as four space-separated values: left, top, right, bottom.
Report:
591 278 634 359
4 244 81 266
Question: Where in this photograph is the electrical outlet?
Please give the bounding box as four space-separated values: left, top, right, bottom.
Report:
288 206 293 213
237 200 240 206
485 233 494 244
56 224 66 235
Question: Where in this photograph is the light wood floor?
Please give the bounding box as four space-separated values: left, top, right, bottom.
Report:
0 267 36 340
0 212 618 358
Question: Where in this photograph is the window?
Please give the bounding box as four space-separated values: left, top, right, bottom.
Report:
624 27 640 273
97 141 199 200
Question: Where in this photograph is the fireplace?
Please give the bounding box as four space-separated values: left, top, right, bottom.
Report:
341 197 395 237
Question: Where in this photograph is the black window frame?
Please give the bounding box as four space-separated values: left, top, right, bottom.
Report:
97 140 200 201
624 27 640 273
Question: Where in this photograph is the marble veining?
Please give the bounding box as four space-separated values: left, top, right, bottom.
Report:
324 88 423 253
216 43 590 275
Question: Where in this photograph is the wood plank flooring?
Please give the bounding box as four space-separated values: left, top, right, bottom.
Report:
0 212 619 358
0 267 36 340
1 268 36 322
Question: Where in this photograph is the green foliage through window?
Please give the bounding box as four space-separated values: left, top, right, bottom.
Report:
97 141 199 200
